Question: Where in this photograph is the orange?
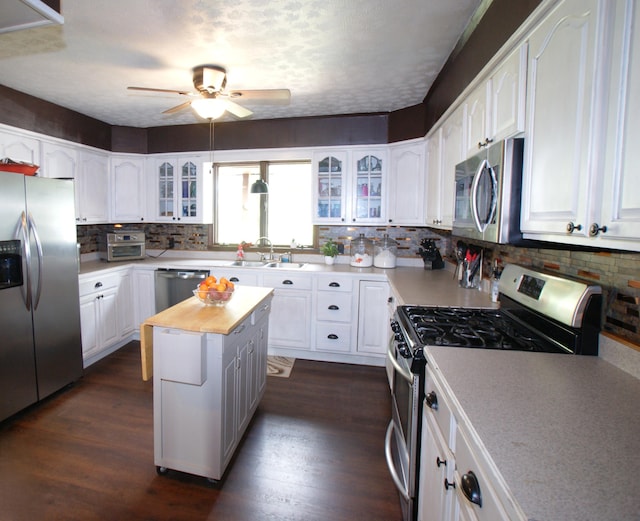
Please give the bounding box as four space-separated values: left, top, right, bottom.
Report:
204 275 217 287
215 282 227 292
226 281 235 292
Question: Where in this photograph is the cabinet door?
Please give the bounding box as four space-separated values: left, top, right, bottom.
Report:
521 0 605 237
40 142 77 179
98 288 119 350
312 152 348 223
237 339 251 435
439 107 464 229
351 150 386 224
601 0 640 242
111 156 146 222
77 150 109 224
388 141 426 225
0 130 39 165
133 268 156 326
178 155 213 223
425 129 443 226
418 411 454 521
464 84 490 159
490 43 527 142
268 290 312 349
357 280 389 355
154 158 176 221
221 348 238 464
79 293 99 359
117 269 135 337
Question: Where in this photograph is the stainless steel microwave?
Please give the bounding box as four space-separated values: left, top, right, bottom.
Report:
99 231 146 262
452 138 524 244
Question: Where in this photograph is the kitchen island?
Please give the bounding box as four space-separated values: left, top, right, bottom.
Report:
140 285 273 481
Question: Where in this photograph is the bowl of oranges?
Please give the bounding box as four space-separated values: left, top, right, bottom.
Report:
193 275 235 306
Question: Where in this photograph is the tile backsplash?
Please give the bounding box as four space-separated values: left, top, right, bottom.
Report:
78 224 640 347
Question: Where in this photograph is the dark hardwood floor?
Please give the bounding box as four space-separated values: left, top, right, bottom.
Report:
0 342 402 521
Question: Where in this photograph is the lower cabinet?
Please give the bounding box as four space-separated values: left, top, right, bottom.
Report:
357 279 390 355
315 275 356 353
153 299 271 481
263 273 312 350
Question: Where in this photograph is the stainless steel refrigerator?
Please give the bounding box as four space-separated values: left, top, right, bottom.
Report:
0 171 83 422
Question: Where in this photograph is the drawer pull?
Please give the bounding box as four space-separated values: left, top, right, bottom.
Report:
94 281 103 289
444 479 455 490
327 334 339 340
436 457 447 468
461 471 482 507
329 282 341 287
425 391 438 411
328 305 339 310
282 280 293 285
230 277 239 282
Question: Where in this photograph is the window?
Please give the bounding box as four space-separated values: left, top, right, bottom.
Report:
213 161 313 247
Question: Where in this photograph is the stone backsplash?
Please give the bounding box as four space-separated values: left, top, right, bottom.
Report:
77 223 640 347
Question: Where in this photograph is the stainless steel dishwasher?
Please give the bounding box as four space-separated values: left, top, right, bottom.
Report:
155 268 210 313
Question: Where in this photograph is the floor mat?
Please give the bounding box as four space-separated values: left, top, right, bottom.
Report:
267 356 295 378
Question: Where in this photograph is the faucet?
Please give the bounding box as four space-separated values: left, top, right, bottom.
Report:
255 237 274 260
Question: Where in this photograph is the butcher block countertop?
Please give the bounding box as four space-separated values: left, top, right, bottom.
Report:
139 286 273 381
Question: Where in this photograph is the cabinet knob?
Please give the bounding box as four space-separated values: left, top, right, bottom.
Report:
436 457 447 468
461 471 483 507
329 282 341 287
328 305 339 310
589 223 608 237
444 479 456 490
425 391 438 411
327 334 339 340
282 280 293 285
566 221 582 234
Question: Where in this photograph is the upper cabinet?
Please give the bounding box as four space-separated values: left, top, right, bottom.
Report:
464 44 528 158
388 140 426 225
312 149 387 225
40 141 78 179
0 128 39 166
110 155 146 223
520 0 621 245
76 149 110 224
149 154 213 224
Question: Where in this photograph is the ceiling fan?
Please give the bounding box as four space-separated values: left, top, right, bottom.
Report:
127 65 290 120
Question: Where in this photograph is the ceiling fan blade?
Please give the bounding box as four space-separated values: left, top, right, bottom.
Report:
128 86 191 96
226 89 290 104
162 100 192 114
224 100 253 118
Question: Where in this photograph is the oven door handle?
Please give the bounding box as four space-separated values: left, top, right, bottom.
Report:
384 419 411 501
387 338 413 384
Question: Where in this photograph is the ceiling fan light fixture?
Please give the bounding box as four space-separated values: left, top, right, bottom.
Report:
250 179 269 194
191 98 226 120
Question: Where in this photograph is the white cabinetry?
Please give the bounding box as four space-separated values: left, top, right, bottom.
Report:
387 139 426 225
111 155 146 222
150 154 213 223
520 0 611 240
263 272 312 350
40 141 77 179
357 279 389 356
426 105 463 229
315 275 356 353
76 149 109 224
464 44 527 158
312 149 387 225
153 299 270 481
133 267 156 327
0 128 39 165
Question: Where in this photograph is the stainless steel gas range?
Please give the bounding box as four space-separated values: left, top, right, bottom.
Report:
385 264 602 521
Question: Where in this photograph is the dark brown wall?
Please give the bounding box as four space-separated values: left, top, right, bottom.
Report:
388 103 427 143
423 0 542 130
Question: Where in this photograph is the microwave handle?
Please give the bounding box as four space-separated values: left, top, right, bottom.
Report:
470 159 498 233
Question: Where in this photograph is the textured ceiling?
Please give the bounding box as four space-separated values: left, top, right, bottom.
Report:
0 0 482 128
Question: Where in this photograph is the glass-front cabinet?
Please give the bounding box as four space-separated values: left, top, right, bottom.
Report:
312 149 386 224
151 155 213 223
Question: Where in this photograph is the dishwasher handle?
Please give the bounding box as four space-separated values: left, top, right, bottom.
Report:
155 268 210 280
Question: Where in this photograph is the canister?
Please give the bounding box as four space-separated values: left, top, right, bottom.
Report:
374 234 397 268
350 233 373 267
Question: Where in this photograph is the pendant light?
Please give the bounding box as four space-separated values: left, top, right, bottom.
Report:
250 179 269 194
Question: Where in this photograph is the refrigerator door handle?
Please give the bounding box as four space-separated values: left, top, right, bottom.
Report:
26 212 44 310
17 211 32 311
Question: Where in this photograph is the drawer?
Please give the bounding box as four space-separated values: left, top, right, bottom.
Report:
454 424 512 521
154 328 206 386
316 275 353 292
217 269 259 286
78 271 122 296
316 292 353 322
424 367 456 450
315 323 352 352
262 273 312 290
251 295 272 326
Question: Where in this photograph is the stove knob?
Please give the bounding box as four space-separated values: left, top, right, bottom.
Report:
398 343 411 357
394 333 404 343
390 321 401 333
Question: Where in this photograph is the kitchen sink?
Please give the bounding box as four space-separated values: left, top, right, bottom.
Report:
230 260 269 267
265 262 306 269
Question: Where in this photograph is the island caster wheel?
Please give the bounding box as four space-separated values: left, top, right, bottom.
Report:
156 466 168 475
